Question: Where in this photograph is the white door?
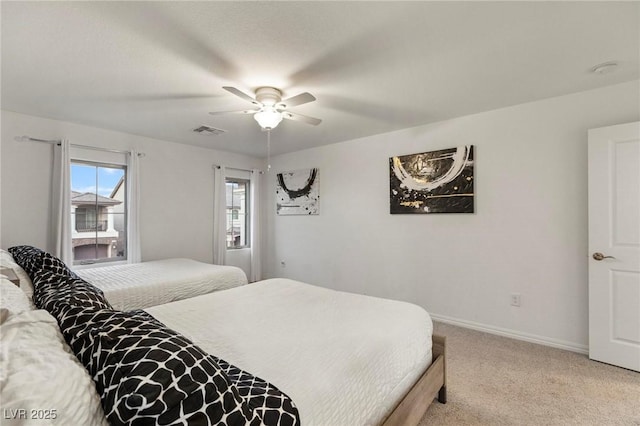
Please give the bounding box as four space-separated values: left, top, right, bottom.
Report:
588 121 640 372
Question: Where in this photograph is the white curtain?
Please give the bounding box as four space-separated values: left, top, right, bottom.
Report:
127 150 141 263
51 139 73 264
249 169 262 282
213 166 227 265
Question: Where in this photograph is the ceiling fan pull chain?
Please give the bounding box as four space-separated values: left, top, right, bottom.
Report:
267 129 271 171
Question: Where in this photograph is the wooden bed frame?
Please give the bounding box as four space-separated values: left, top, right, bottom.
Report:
382 334 447 426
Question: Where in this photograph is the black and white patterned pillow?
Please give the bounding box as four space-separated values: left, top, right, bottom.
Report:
7 245 45 276
215 357 300 426
39 251 78 278
55 305 265 426
31 270 112 313
7 245 77 279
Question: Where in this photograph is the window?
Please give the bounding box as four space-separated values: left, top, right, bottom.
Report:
70 161 127 264
225 178 250 249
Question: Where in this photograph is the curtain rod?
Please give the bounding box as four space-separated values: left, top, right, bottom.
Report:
15 135 145 157
213 165 264 174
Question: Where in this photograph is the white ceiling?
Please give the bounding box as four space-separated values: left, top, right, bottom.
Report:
2 1 638 157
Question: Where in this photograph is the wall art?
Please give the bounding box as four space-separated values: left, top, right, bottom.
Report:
390 145 474 214
276 168 320 215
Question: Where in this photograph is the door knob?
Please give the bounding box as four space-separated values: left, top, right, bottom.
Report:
593 252 615 261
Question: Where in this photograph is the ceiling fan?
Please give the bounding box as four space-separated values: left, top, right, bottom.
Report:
209 86 322 130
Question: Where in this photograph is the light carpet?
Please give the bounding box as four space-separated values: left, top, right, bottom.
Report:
419 323 640 425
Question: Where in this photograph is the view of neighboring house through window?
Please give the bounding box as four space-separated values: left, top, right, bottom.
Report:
226 178 249 249
70 161 127 264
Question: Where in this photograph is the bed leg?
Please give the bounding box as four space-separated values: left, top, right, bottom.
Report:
438 386 447 404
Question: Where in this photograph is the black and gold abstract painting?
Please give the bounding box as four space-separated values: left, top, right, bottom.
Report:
390 146 474 214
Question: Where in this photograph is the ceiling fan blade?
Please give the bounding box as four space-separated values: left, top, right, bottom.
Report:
222 86 259 105
278 92 316 108
209 109 258 116
282 111 322 126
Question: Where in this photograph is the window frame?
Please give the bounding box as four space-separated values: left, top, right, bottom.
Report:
225 177 250 250
70 159 128 265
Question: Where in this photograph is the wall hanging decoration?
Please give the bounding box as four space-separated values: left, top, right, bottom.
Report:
276 168 320 215
390 145 474 214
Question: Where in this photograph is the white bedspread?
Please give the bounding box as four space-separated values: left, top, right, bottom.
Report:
75 258 247 311
147 278 433 426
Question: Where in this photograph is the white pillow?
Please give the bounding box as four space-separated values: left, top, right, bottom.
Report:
0 249 34 297
0 309 108 426
0 248 15 265
0 279 35 321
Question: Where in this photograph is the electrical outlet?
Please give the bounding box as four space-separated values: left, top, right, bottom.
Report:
510 293 521 307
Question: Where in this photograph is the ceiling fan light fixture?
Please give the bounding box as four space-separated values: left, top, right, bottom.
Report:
214 85 320 130
254 106 283 130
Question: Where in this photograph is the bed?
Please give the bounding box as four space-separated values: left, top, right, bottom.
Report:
72 258 248 310
3 248 248 311
147 278 447 425
1 246 446 425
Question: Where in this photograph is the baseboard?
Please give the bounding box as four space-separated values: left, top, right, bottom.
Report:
430 313 589 355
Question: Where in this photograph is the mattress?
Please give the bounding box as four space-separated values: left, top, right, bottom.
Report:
147 278 433 426
75 258 247 311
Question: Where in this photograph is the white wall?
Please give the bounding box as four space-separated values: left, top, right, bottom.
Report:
264 80 640 351
0 110 262 277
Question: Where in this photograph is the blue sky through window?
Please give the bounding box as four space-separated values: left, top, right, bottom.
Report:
71 163 124 198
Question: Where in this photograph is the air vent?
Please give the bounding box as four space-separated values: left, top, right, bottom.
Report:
193 125 227 136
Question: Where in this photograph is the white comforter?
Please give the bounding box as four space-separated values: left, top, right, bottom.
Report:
147 278 433 426
75 258 247 311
